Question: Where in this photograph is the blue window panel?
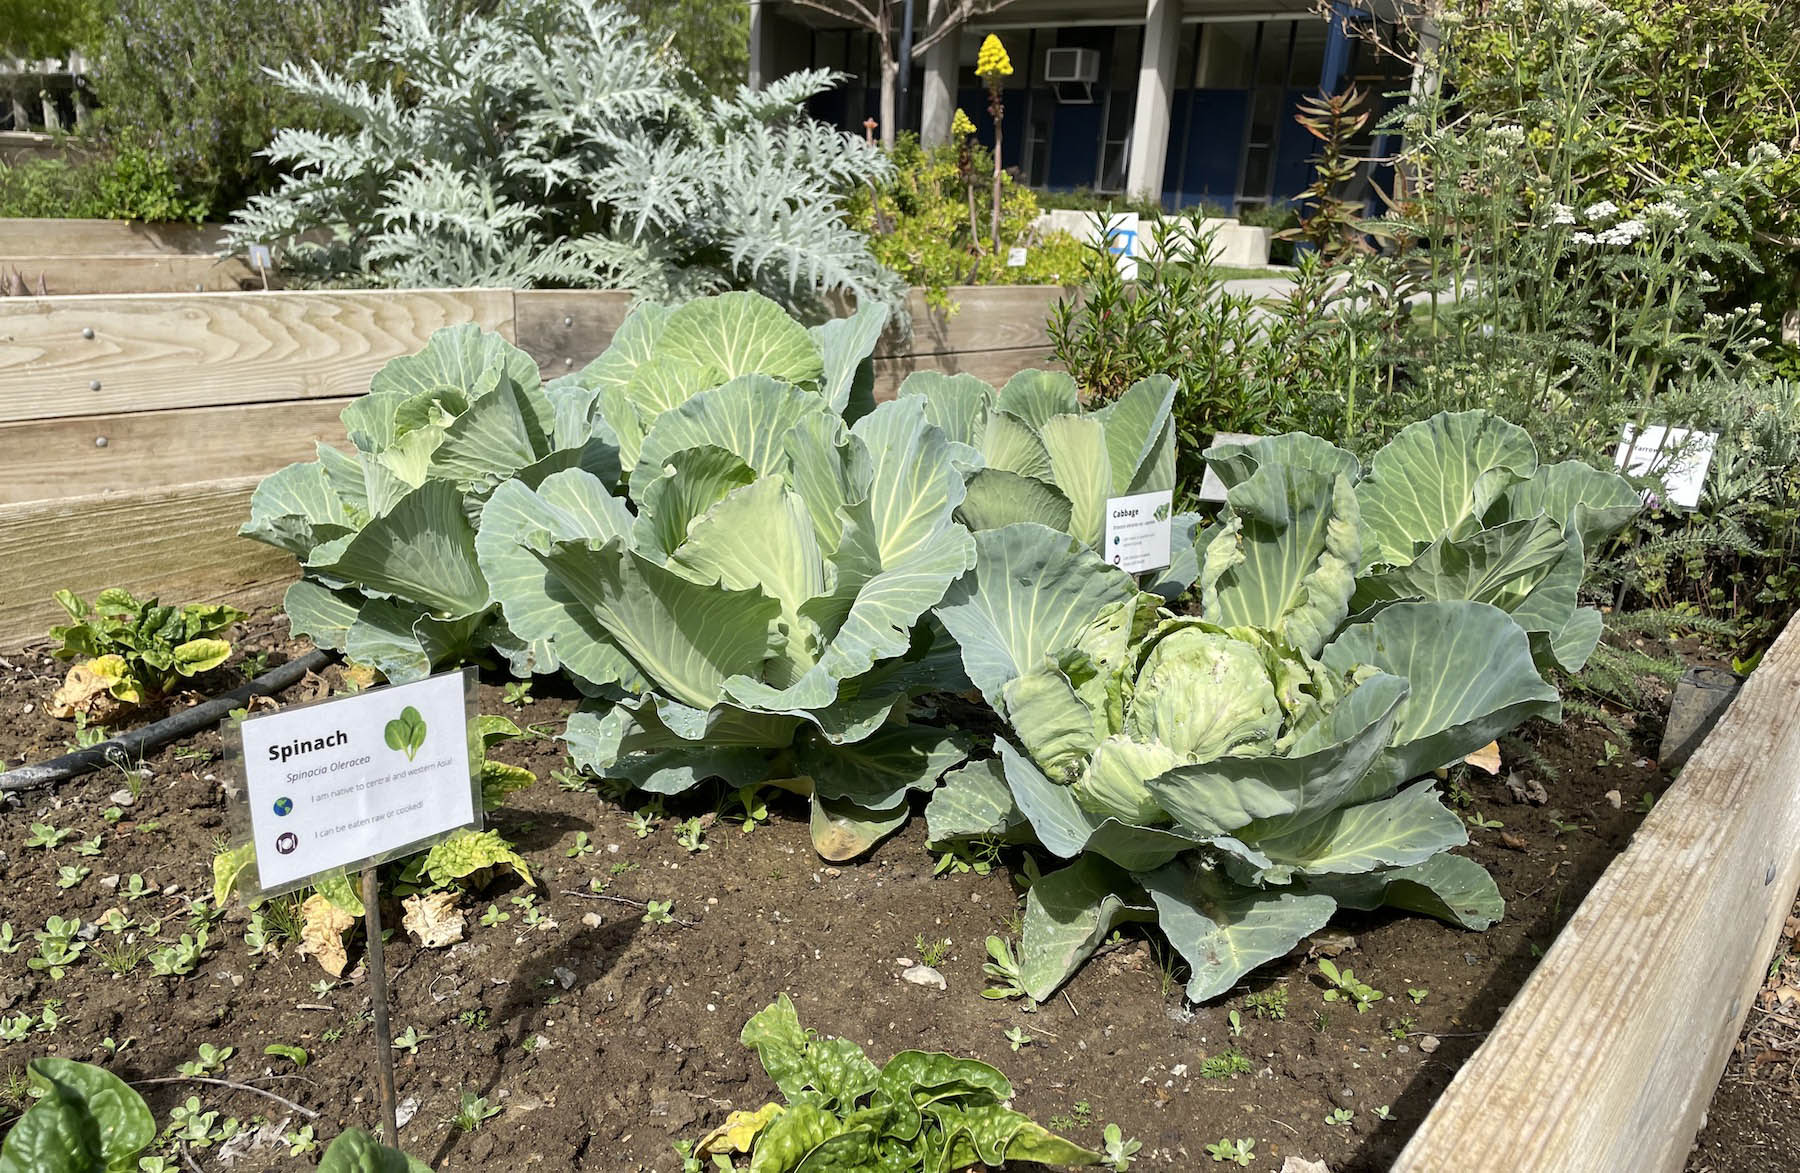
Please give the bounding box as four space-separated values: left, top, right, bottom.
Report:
1271 88 1315 205
1162 89 1248 207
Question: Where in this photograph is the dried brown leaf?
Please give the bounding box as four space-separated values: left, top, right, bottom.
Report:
402 892 465 949
298 893 355 977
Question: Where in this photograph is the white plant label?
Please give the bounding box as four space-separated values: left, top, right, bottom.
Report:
1613 423 1716 509
1198 431 1261 503
236 670 478 893
1104 489 1174 573
1006 246 1028 267
247 242 273 269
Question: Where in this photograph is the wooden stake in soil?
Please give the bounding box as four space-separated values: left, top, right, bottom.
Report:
362 865 400 1148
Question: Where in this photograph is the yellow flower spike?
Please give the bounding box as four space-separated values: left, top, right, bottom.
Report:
975 34 1013 80
951 108 976 136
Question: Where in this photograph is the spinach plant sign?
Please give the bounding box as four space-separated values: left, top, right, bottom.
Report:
384 706 429 762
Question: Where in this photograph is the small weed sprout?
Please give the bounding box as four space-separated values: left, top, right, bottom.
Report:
1374 1104 1394 1121
503 681 534 707
675 817 709 853
981 936 1032 1003
56 865 90 889
1004 1026 1032 1051
26 823 74 849
1464 811 1504 830
914 934 951 967
177 1043 233 1076
1103 1123 1142 1170
1048 1101 1092 1132
1325 1107 1353 1126
1407 987 1429 1004
567 831 596 858
1228 1009 1244 1037
392 1026 429 1054
1199 1049 1251 1080
285 1124 319 1156
1318 959 1383 1012
642 900 675 925
1245 986 1288 1020
1206 1137 1256 1166
451 1090 502 1132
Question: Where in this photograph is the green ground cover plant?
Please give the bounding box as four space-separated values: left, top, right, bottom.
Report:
684 995 1110 1171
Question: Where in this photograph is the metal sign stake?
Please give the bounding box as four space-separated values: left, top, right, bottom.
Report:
362 864 400 1148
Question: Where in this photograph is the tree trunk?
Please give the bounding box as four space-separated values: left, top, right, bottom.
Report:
879 49 899 150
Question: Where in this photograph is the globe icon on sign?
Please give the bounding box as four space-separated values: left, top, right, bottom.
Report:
273 797 294 817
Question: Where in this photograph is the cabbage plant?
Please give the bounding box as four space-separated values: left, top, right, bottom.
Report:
240 291 887 685
894 369 1182 554
1206 411 1641 674
928 414 1635 1001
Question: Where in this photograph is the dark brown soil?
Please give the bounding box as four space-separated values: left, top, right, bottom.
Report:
0 610 1713 1171
1686 893 1800 1173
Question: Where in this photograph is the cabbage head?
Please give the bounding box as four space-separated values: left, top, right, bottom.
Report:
930 413 1601 1000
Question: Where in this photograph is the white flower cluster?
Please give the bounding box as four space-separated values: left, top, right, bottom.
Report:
1644 201 1688 229
1548 203 1576 225
1582 199 1619 221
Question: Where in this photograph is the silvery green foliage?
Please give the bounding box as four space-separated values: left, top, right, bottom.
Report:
223 0 905 317
927 412 1637 1001
241 290 973 859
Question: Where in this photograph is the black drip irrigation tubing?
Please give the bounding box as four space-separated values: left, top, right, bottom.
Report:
0 649 335 794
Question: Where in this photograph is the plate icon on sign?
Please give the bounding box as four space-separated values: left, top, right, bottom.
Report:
275 832 298 855
273 796 294 816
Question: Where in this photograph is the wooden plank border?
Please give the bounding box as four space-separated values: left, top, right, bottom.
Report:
0 477 297 646
0 288 516 422
1397 611 1800 1172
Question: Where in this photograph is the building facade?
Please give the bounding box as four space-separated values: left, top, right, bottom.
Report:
750 0 1407 213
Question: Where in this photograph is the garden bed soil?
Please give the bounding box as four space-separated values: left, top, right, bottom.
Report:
0 610 1720 1171
1686 891 1800 1173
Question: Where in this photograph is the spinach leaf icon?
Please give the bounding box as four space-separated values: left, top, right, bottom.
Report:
383 706 428 762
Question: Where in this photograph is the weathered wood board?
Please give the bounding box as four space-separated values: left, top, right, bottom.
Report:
511 286 1064 373
0 399 351 504
0 218 233 257
3 255 260 295
0 477 297 647
0 288 515 422
1396 610 1800 1172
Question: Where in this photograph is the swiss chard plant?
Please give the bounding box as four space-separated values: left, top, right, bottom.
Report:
687 995 1104 1172
0 1058 155 1173
926 411 1636 1001
48 590 245 719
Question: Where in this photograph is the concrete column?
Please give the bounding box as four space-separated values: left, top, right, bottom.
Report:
919 8 960 147
748 0 775 91
1124 0 1181 205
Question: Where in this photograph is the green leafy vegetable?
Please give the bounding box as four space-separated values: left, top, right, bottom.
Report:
0 1058 156 1173
689 995 1103 1171
46 590 245 719
316 1128 432 1173
929 413 1622 1000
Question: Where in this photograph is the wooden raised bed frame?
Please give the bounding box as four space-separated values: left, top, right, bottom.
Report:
0 284 1058 644
2 283 1797 1172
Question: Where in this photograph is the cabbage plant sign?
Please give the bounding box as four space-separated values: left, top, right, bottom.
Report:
1104 489 1174 573
230 669 480 895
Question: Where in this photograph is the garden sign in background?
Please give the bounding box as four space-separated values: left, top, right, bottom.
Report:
234 671 479 893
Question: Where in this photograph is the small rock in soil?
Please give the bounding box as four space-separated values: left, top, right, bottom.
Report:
902 964 947 990
1604 789 1623 809
1419 1034 1441 1054
396 1097 419 1128
580 912 604 928
554 966 577 989
109 789 135 807
98 874 119 890
1279 1160 1332 1173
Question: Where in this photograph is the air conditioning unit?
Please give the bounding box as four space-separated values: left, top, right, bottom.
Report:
1043 47 1100 85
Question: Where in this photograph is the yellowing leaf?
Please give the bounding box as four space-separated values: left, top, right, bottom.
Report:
48 655 142 720
695 1103 783 1157
1463 740 1502 775
212 842 257 906
298 893 356 977
421 828 533 890
480 761 536 811
401 892 466 948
